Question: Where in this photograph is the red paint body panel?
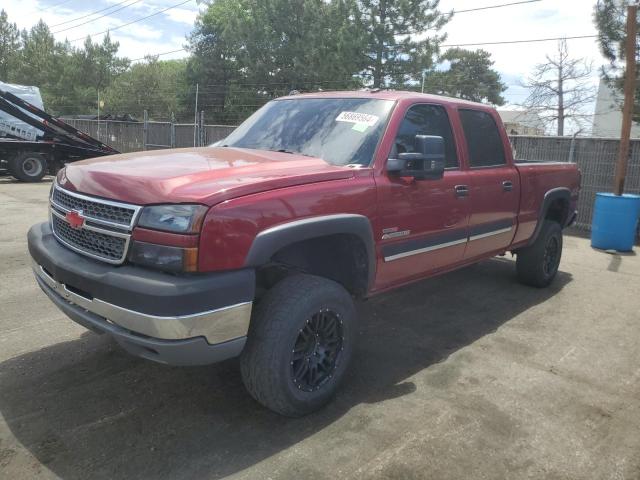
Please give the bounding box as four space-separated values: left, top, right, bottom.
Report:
512 162 581 246
54 91 580 293
57 147 354 206
198 170 377 271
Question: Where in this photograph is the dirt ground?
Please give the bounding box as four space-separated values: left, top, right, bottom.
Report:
1 177 639 480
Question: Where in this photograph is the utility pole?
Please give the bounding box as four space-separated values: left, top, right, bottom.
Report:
614 4 638 196
421 70 426 94
193 83 199 147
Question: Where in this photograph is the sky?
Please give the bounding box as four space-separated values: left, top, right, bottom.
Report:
2 0 607 110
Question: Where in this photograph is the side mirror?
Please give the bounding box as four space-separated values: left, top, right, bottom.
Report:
387 135 446 180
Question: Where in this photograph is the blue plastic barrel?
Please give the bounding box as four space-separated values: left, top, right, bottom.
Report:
591 193 640 252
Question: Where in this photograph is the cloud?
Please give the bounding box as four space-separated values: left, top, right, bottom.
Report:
5 0 604 109
3 0 194 59
163 7 199 25
117 23 163 40
437 0 604 107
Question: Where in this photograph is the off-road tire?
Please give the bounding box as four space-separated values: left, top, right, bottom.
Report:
9 152 47 182
240 273 356 417
516 220 563 288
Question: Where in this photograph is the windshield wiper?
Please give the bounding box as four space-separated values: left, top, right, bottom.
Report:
271 148 315 158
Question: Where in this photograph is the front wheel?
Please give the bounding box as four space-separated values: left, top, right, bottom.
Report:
9 152 47 182
240 274 356 417
516 220 563 288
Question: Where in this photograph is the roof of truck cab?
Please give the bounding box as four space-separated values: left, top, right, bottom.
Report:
277 90 494 109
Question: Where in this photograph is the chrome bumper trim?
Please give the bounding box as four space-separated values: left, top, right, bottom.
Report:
33 261 252 344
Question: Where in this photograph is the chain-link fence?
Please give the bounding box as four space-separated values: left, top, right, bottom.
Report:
63 119 236 152
511 135 640 231
60 119 640 232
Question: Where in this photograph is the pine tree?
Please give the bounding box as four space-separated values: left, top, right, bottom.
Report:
594 0 640 121
359 0 450 87
0 9 19 82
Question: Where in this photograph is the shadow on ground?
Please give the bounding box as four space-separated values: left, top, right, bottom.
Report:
0 177 53 185
0 258 571 479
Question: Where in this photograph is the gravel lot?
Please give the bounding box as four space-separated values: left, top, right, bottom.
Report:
1 178 639 480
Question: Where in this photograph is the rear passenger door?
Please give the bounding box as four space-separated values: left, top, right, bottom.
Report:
458 109 519 260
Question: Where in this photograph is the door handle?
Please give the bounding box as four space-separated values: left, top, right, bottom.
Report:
454 185 469 197
502 181 513 192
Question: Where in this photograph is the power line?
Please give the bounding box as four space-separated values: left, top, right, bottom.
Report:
54 0 145 34
30 0 75 14
51 0 141 29
130 34 598 63
67 0 194 42
130 48 186 62
441 34 598 48
126 0 540 61
453 0 542 14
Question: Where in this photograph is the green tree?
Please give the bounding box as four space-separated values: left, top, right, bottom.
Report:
0 9 20 81
185 0 246 123
15 21 62 90
103 57 188 120
424 48 506 105
594 0 640 121
186 0 365 123
359 0 450 88
51 34 130 115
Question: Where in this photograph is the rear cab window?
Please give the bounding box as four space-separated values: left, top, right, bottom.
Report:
459 109 507 168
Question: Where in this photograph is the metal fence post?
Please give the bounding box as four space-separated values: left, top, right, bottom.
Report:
568 134 576 163
199 111 205 147
143 110 148 151
170 113 176 148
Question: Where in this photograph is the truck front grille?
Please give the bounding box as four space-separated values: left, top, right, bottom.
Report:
52 215 127 262
52 187 136 228
49 184 141 264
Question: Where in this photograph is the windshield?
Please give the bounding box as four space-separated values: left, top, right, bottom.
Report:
222 97 395 166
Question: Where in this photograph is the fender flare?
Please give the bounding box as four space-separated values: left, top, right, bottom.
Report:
244 214 376 290
527 187 571 247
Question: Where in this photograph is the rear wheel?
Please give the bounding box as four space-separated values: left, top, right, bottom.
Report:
516 220 563 288
9 152 47 182
240 274 356 417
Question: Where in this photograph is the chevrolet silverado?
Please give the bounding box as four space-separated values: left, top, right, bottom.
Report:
28 91 580 416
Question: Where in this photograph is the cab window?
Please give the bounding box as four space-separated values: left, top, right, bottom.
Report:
393 104 459 169
459 109 506 168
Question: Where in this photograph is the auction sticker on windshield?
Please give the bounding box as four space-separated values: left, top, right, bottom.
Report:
336 111 379 127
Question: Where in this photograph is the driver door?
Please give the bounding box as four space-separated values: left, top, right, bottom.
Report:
374 103 470 289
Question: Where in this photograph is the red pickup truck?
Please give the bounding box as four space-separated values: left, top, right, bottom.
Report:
28 91 580 416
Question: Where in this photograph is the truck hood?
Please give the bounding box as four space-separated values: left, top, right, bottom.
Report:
57 147 356 206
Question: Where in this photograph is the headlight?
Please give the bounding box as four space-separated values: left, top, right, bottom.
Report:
137 204 208 233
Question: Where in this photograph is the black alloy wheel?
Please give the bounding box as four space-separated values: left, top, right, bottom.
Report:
291 309 344 392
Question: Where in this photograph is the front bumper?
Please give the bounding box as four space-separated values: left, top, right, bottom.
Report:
28 222 255 366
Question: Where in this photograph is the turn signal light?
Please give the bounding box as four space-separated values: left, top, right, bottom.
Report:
129 241 198 273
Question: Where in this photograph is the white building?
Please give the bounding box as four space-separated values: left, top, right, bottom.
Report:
497 110 546 136
592 79 640 138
